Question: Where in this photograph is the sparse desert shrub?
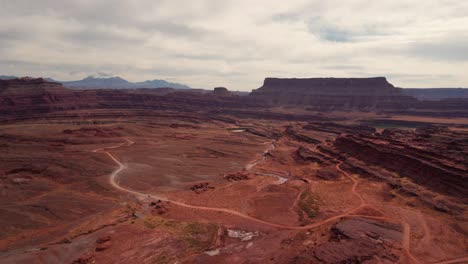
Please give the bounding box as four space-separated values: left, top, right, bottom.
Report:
297 191 321 222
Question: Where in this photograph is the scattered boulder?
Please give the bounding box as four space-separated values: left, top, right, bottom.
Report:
95 236 111 252
96 236 111 244
190 182 215 194
150 200 170 214
224 171 250 182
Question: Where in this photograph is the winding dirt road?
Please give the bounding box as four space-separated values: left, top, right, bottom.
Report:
93 139 467 263
94 139 375 230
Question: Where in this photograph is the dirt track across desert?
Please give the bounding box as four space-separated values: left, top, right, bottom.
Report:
98 139 376 229
95 138 462 264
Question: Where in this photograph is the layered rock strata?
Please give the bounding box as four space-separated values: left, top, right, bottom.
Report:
250 77 418 109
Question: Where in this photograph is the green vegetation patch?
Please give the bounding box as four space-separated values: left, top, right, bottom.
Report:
182 222 218 252
297 190 321 222
140 215 218 253
142 216 180 230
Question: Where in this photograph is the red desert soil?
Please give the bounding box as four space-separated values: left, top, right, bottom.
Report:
0 114 466 264
0 78 467 264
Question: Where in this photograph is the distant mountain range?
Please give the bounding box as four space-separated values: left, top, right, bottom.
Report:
0 75 191 90
0 75 17 80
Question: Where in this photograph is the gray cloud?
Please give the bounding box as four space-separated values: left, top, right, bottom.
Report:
407 36 468 62
62 28 142 47
1 0 467 89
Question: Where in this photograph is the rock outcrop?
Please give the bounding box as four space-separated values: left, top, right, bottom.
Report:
95 236 112 251
334 131 468 198
286 126 321 144
250 77 418 109
212 87 230 96
292 217 403 263
0 78 254 122
0 77 82 118
0 77 63 91
224 171 250 182
2 77 466 123
295 146 333 165
190 182 215 194
312 218 402 263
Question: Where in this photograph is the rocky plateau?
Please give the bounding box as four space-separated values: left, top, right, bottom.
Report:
0 76 466 264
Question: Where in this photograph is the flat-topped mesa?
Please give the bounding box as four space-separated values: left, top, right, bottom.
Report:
262 77 397 94
250 77 418 109
0 77 64 92
213 87 230 96
0 77 77 117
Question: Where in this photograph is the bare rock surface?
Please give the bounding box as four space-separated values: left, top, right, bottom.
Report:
313 218 402 263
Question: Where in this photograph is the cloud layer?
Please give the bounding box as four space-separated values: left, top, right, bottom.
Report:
1 0 467 90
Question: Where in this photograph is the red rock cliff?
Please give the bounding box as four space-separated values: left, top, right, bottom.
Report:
250 77 417 109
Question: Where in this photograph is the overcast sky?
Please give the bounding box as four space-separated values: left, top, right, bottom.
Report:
1 0 467 90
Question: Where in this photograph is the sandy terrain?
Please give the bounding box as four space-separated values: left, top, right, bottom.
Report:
0 112 466 264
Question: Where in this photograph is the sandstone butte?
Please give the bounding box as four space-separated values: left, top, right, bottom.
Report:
250 77 418 109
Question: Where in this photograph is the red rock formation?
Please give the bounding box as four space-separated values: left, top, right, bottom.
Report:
250 77 418 109
212 87 231 96
0 77 85 118
334 132 467 198
286 126 321 144
0 78 255 122
190 182 215 194
295 146 333 165
1 77 465 124
95 236 112 251
303 122 376 135
312 218 402 263
0 77 63 90
150 200 170 214
224 171 250 181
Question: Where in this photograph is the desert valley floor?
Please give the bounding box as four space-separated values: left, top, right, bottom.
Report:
0 108 467 264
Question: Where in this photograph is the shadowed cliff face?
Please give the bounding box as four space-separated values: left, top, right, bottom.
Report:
2 77 467 122
0 77 64 92
262 77 395 94
0 78 255 120
0 78 78 117
250 77 418 109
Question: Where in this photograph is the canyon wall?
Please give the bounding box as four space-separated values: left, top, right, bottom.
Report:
2 77 467 122
0 78 255 121
0 78 83 117
333 132 467 198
